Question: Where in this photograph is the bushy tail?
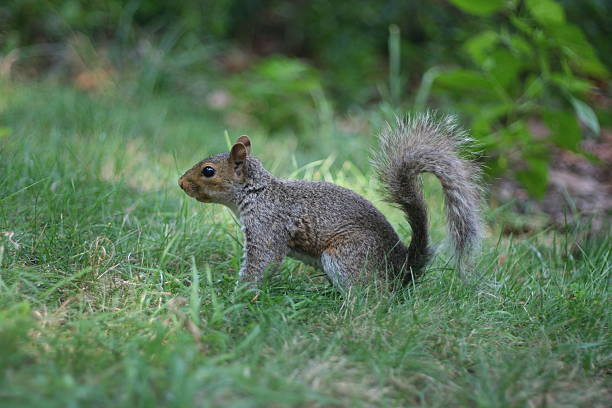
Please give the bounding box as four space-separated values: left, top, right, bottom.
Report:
371 112 483 278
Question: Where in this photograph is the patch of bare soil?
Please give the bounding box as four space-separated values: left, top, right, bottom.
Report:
493 129 612 235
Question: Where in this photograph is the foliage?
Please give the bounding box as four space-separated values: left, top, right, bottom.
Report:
0 1 466 105
228 56 327 134
0 0 610 196
1 80 610 407
436 0 608 197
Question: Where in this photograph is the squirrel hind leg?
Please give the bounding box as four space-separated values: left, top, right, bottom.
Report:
321 251 353 290
320 240 391 290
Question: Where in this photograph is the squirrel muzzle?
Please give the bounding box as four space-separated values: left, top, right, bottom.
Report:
178 176 212 202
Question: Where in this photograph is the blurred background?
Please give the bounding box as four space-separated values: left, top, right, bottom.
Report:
1 0 610 230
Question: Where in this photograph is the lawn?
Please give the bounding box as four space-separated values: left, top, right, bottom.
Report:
0 80 610 407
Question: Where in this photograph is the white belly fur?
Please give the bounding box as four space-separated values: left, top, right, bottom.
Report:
288 249 322 269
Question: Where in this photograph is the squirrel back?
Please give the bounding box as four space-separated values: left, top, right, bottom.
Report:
179 113 483 289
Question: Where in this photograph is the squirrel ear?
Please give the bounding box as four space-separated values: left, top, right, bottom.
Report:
235 135 251 155
229 142 248 178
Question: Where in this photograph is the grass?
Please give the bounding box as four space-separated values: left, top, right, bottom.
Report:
0 79 610 407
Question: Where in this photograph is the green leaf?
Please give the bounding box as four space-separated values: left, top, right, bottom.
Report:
526 0 565 25
510 16 534 37
550 73 593 94
545 23 608 78
500 122 550 198
486 49 523 88
508 35 534 59
434 69 495 96
464 31 498 65
517 155 549 199
449 0 506 16
471 103 514 136
543 110 581 151
524 76 544 98
570 98 600 135
512 128 550 198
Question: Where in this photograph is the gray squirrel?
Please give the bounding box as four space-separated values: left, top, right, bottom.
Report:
178 113 483 290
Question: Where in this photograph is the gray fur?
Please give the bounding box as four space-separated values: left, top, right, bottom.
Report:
371 112 483 276
179 113 483 290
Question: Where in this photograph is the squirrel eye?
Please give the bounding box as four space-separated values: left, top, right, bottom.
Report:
202 166 216 178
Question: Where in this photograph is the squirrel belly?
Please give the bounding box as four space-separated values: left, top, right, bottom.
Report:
178 113 483 290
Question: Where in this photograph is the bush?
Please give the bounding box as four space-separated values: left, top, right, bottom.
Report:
432 0 608 197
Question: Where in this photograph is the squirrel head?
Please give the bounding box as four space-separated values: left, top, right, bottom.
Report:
178 135 253 206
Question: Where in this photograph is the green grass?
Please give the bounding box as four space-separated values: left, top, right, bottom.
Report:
0 79 610 407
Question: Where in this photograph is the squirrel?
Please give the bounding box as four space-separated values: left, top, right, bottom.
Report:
178 113 483 290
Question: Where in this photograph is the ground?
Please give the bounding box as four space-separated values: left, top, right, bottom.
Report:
0 80 610 407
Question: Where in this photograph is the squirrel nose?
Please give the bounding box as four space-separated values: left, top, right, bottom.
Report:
178 177 186 190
